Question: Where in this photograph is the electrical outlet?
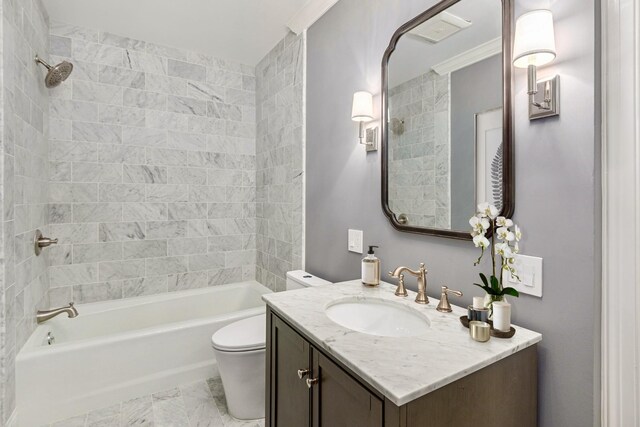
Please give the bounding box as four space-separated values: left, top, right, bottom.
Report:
502 254 543 297
348 229 363 254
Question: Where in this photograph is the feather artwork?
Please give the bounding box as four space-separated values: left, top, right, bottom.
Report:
490 143 504 211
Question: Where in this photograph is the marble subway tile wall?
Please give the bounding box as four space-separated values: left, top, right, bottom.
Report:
1 0 51 422
388 71 450 229
255 33 305 291
47 21 257 305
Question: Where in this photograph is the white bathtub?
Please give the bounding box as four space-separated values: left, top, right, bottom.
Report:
16 280 270 427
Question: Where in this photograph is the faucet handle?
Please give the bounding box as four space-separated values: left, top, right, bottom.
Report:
394 274 408 297
436 286 463 313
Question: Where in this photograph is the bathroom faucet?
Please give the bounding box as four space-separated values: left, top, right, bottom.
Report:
37 302 78 324
389 263 429 304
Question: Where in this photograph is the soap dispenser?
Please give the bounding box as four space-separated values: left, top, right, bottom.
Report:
362 245 380 287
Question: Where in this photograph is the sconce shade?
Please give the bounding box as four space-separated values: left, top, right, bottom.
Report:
351 91 374 122
512 10 556 68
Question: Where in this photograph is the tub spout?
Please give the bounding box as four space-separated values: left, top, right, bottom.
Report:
37 302 78 324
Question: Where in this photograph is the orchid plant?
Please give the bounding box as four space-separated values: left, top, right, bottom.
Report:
469 202 521 307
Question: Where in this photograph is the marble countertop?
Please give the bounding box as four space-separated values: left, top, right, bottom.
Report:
262 280 542 406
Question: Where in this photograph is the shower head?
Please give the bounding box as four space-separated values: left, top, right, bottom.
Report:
34 55 73 88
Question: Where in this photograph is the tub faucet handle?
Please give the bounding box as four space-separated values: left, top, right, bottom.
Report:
34 229 58 255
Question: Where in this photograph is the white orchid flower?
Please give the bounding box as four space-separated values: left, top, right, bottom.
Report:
496 217 513 227
496 227 515 241
494 242 514 259
514 225 522 241
469 215 490 235
473 234 490 249
477 202 499 219
503 246 514 260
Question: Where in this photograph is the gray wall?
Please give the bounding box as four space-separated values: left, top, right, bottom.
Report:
306 0 599 426
450 54 503 230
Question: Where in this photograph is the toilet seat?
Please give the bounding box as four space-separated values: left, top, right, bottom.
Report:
211 314 266 352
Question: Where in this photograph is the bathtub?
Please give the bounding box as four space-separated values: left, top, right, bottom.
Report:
16 280 271 427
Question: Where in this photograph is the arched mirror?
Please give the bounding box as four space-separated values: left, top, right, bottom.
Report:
381 0 514 239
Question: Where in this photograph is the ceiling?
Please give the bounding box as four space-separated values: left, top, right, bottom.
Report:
43 0 310 65
388 0 502 87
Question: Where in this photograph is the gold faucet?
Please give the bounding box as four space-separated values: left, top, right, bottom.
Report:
436 286 463 312
37 302 78 324
389 263 429 304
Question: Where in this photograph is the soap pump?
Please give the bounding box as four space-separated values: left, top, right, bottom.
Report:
361 245 381 287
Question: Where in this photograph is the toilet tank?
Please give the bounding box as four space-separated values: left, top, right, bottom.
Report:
285 270 331 290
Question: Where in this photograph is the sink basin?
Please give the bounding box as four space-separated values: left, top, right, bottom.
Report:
325 298 430 337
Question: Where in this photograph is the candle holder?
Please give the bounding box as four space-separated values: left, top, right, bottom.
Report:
460 316 516 339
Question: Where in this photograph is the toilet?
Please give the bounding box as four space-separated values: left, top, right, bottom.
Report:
211 270 331 420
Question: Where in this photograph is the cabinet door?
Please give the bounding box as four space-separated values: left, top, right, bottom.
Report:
311 350 383 427
267 313 311 427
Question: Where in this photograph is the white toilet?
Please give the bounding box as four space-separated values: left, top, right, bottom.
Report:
211 270 331 420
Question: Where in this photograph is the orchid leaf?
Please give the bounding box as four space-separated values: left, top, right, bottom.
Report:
502 287 520 297
490 275 501 292
479 273 489 287
473 283 498 296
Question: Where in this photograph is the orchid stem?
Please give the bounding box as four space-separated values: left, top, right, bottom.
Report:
491 219 496 278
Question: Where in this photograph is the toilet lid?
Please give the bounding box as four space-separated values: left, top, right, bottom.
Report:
211 314 266 352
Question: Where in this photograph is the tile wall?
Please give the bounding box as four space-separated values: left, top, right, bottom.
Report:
1 0 51 422
255 33 305 291
388 71 450 229
46 22 258 305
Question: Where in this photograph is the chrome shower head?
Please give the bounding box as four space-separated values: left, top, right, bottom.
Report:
35 55 73 88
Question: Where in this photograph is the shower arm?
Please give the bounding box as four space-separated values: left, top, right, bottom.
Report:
34 55 53 70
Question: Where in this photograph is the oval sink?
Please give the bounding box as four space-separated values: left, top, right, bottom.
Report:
325 298 430 337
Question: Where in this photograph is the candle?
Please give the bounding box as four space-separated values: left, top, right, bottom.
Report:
493 301 511 332
473 296 484 310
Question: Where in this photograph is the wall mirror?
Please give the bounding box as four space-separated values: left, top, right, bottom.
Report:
381 0 514 239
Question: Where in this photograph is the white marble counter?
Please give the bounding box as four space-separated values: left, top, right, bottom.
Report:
262 280 542 406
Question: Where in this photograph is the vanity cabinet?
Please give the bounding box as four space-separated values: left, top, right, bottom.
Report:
267 311 382 427
266 308 537 427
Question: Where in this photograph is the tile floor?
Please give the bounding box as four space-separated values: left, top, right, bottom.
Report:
48 375 264 427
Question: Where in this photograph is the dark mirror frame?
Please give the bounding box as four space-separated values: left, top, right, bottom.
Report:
381 0 514 240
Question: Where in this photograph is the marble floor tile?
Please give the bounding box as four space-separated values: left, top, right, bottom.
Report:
51 414 87 427
152 388 190 427
86 404 121 424
181 381 225 427
86 415 121 427
48 377 264 427
121 395 154 426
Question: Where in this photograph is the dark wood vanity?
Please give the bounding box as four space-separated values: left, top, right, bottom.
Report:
266 308 537 427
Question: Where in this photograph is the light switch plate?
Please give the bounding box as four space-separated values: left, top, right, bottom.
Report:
348 229 363 254
502 254 543 297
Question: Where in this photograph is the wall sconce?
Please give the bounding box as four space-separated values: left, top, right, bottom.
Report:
513 10 559 120
351 91 378 151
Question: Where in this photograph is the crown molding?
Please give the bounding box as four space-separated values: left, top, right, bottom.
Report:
287 0 341 35
431 37 502 75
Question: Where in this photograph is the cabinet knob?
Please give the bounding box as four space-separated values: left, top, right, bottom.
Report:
297 369 310 379
306 377 319 388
